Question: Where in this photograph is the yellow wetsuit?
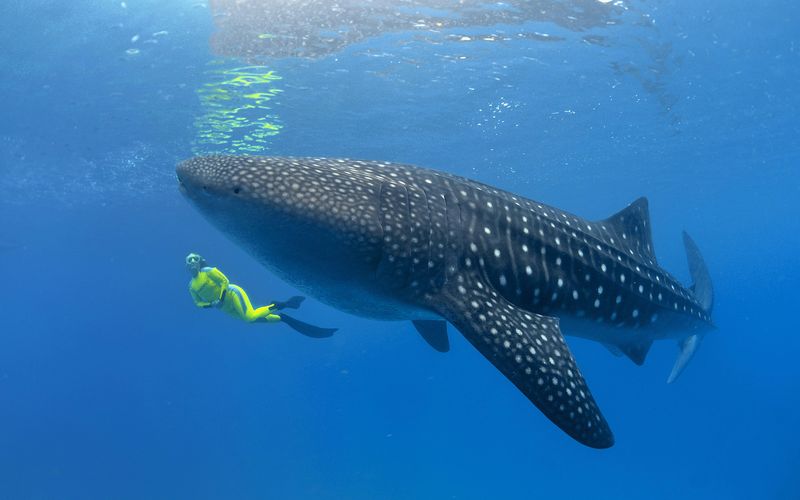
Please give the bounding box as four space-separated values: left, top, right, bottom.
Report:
189 267 281 323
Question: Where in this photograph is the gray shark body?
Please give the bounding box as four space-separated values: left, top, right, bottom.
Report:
177 156 714 448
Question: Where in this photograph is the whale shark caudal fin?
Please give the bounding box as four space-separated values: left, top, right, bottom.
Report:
667 334 702 384
667 233 714 384
431 273 614 448
412 320 450 352
599 197 657 263
682 231 713 312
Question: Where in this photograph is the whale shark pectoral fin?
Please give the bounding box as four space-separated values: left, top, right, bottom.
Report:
667 334 703 384
431 276 614 449
412 320 450 352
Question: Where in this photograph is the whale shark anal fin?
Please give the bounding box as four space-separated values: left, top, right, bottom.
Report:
412 320 450 352
603 340 652 365
432 274 614 449
617 340 653 366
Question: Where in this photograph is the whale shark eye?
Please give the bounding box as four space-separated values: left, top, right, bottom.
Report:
233 186 241 195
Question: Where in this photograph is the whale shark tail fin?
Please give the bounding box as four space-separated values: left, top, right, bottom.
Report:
682 231 713 313
667 233 713 384
667 334 702 384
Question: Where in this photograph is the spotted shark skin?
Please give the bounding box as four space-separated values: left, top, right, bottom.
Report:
177 156 714 449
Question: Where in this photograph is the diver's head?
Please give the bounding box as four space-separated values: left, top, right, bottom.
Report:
185 252 207 275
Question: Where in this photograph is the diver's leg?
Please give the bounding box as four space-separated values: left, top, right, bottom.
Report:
230 287 326 333
228 285 280 322
219 285 248 321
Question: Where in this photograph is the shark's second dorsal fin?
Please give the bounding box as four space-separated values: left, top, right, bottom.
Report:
599 197 657 263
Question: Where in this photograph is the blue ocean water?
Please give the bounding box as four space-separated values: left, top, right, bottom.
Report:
1 0 798 498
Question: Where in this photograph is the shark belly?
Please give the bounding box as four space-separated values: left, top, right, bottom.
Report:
280 271 441 321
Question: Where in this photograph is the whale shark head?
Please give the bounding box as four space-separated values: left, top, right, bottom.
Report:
177 156 386 292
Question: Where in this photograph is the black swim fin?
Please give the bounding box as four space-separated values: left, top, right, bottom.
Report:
272 296 306 310
279 313 337 338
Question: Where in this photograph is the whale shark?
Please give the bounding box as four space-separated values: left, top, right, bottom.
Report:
177 156 714 448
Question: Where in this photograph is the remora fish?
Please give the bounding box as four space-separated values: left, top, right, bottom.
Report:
177 156 714 448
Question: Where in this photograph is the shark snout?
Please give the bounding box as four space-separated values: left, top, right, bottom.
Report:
176 158 205 195
176 157 245 200
177 156 386 242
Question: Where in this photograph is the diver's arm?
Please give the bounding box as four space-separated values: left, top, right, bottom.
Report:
205 267 229 288
189 267 229 308
189 283 213 307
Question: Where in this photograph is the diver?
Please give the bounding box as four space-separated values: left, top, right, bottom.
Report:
185 253 337 338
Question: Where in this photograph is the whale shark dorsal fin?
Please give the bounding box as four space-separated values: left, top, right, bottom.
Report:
600 197 657 263
432 273 614 448
412 320 450 352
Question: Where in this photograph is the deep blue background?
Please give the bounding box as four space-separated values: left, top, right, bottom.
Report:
1 1 798 499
